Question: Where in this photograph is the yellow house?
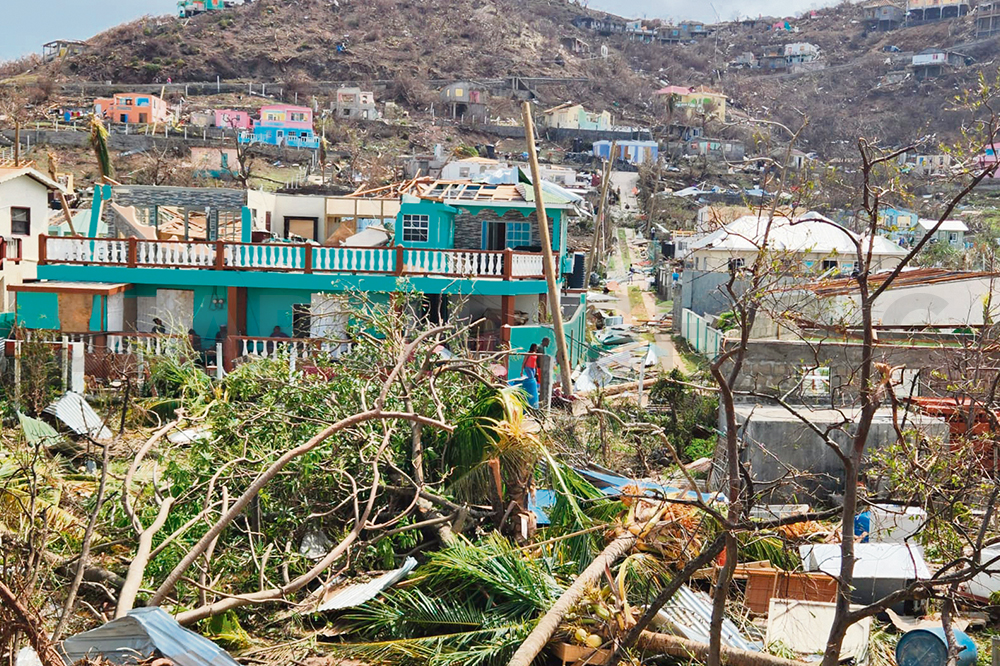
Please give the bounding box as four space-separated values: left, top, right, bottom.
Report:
538 103 613 131
655 86 727 123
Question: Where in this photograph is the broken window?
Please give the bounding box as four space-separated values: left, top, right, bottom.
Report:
11 207 30 236
822 259 839 271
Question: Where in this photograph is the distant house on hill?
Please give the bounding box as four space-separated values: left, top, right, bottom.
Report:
864 0 905 30
42 40 86 62
334 88 379 121
94 93 172 124
559 36 591 54
976 1 1000 37
247 104 318 149
906 0 969 21
439 82 488 123
654 86 727 123
572 15 626 35
178 0 239 17
538 103 612 131
910 48 969 79
214 109 252 130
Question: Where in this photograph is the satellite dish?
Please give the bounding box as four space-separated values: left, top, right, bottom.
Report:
601 45 609 58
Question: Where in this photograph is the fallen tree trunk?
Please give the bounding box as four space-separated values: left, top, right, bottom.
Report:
592 378 658 397
506 533 637 666
635 630 807 666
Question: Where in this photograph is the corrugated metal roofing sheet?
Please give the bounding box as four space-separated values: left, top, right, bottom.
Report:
318 557 418 611
59 607 240 666
44 392 113 442
654 584 762 652
17 412 63 447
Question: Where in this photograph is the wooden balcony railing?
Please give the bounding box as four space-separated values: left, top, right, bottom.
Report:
39 236 546 280
1 236 22 266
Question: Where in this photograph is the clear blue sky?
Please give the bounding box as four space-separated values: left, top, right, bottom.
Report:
2 0 834 62
1 0 172 61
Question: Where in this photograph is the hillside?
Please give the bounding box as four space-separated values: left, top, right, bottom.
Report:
52 0 595 84
6 0 1000 158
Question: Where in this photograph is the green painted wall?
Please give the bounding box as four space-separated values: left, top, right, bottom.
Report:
395 200 457 249
508 296 587 378
16 292 60 330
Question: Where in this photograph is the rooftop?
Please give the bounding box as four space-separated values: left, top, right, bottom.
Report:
796 267 997 297
690 212 908 256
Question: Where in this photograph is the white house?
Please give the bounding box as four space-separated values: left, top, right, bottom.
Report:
688 212 908 274
440 157 506 181
916 218 967 247
0 166 62 312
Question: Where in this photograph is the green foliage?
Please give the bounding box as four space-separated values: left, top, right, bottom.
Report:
337 533 561 666
647 369 718 464
543 461 624 566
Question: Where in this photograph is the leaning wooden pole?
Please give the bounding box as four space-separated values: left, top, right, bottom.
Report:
521 101 575 398
507 533 637 666
586 142 616 282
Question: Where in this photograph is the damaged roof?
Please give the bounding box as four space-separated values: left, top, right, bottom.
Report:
59 607 240 666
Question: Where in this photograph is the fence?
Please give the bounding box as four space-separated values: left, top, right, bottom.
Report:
681 308 724 359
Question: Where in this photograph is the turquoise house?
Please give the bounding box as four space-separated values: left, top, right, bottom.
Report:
16 179 588 381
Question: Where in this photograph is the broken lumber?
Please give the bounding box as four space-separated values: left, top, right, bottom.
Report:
506 533 637 666
635 630 806 666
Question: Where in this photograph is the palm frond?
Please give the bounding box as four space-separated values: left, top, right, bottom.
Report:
542 459 624 566
419 533 563 611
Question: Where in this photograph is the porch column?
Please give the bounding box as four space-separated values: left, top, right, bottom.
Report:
224 286 247 372
500 295 515 346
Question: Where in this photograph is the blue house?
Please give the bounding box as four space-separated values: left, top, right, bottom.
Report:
245 104 319 149
16 180 588 382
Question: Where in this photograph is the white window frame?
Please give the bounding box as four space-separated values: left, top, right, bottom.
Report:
402 214 430 243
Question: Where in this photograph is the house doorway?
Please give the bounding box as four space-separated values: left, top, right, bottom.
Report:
292 303 311 338
483 221 506 250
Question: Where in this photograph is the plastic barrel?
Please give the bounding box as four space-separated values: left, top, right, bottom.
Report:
896 627 977 666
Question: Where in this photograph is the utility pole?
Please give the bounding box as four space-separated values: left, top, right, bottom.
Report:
586 142 616 282
521 102 574 399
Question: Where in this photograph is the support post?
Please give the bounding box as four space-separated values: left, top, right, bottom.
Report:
38 235 47 265
587 146 615 281
395 246 405 276
127 237 137 267
304 243 313 273
521 102 574 398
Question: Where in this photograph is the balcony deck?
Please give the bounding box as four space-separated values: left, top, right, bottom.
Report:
38 236 547 287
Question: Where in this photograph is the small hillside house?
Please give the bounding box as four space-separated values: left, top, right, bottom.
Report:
538 103 612 131
248 105 318 149
654 86 727 123
94 94 172 125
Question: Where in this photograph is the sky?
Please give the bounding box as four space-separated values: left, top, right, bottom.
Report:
1 0 837 62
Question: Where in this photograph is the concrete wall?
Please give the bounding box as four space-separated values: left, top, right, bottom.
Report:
679 269 748 319
721 337 981 404
112 184 247 210
723 405 949 503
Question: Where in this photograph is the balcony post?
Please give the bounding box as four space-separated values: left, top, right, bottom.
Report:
215 240 225 270
127 237 137 267
38 234 47 265
394 245 405 276
304 243 312 273
503 247 513 280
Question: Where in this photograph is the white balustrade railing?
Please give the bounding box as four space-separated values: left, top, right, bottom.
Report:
47 237 128 264
137 241 215 267
403 249 504 277
227 243 306 270
238 338 346 360
45 237 545 280
312 246 394 273
106 334 186 356
510 253 544 277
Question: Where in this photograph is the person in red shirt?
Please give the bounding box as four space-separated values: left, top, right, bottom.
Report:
524 344 540 381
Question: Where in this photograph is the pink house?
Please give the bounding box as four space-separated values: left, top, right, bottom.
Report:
214 109 252 130
249 104 318 148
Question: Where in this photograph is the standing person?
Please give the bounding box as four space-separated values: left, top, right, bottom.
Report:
627 264 635 284
523 344 539 381
151 317 166 334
